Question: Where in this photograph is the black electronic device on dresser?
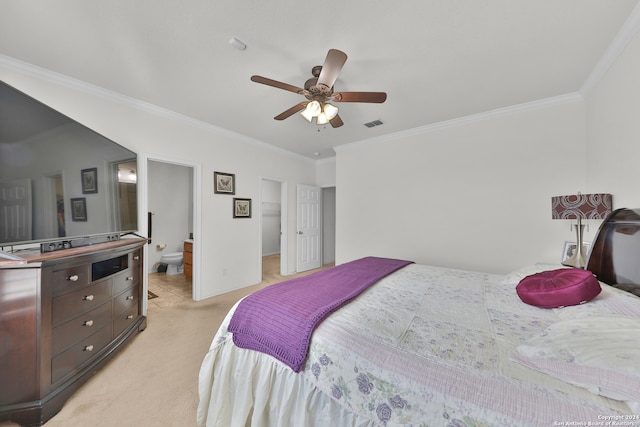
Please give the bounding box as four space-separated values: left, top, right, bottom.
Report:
0 238 147 427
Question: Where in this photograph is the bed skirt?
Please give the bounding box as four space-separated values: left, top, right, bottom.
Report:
198 326 377 427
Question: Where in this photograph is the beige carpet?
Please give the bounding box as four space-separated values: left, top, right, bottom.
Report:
0 255 332 427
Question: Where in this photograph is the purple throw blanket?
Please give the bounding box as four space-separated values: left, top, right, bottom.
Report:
228 256 413 372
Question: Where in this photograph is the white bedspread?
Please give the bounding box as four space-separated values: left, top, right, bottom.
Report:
197 264 634 426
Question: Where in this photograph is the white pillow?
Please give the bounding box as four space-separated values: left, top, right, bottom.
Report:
500 263 567 285
511 316 640 404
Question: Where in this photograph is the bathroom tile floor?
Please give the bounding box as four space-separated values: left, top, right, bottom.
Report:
147 272 192 313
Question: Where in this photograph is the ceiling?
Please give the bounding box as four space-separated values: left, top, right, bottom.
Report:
1 1 638 159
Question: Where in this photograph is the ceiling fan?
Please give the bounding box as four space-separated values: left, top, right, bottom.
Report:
250 49 387 128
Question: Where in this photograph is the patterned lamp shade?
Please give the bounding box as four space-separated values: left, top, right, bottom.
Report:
551 193 613 220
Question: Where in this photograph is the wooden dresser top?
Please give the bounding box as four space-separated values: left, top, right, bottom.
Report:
0 238 148 266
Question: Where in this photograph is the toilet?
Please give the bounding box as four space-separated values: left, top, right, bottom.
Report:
160 252 183 275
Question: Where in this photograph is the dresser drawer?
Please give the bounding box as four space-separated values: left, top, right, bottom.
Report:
113 286 139 317
52 301 112 356
52 264 91 297
131 249 142 267
112 269 136 296
113 305 140 337
51 324 112 385
52 279 112 326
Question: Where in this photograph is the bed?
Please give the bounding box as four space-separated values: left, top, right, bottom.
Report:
197 208 640 426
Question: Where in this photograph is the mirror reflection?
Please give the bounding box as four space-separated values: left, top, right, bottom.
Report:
0 81 138 247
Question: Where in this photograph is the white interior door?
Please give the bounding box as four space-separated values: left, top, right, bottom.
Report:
0 178 32 243
296 184 322 272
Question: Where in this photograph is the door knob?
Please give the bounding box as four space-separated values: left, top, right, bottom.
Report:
297 231 303 235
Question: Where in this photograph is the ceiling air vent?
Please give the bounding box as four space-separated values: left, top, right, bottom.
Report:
364 119 383 128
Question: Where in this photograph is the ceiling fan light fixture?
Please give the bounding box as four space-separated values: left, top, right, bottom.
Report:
307 100 321 115
300 106 315 123
300 100 322 122
323 103 338 120
251 48 386 128
316 113 329 125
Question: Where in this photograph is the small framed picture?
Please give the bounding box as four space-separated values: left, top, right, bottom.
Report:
81 167 98 194
214 171 235 194
562 241 590 263
70 197 87 221
233 198 251 218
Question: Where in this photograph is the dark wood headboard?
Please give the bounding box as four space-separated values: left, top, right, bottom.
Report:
587 207 640 297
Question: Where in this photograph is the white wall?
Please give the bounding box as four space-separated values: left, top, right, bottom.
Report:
0 59 316 299
334 25 640 275
586 29 640 207
316 158 336 187
335 99 589 274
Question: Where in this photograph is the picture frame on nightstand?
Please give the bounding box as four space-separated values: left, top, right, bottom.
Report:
562 240 590 263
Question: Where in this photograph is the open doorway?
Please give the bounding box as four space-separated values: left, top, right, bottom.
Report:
43 173 63 239
261 178 288 279
140 155 201 314
322 186 336 265
113 160 138 232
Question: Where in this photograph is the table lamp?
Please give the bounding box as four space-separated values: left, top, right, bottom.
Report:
551 193 612 268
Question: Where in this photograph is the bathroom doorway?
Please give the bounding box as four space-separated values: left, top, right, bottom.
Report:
142 155 201 311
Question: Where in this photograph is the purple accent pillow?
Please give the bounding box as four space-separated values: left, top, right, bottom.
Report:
516 268 601 308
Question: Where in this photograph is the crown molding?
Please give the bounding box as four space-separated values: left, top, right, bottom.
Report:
580 2 640 96
334 93 583 154
0 54 315 164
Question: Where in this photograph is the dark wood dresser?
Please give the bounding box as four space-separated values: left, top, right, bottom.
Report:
0 238 147 426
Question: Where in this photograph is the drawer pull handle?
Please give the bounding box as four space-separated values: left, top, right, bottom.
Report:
67 274 79 282
83 295 94 301
83 320 94 327
126 315 134 320
126 295 134 301
83 345 94 352
126 276 134 281
133 255 139 260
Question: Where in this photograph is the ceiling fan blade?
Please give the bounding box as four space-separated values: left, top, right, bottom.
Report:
251 75 306 95
274 102 308 120
332 91 387 103
330 114 344 128
317 49 347 91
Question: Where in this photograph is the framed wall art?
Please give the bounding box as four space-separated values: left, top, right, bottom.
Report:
214 171 235 194
81 167 98 194
70 197 87 221
233 198 251 218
